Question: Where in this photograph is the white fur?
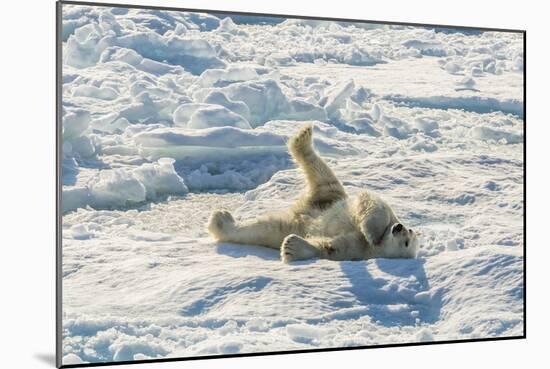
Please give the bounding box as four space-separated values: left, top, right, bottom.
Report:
207 124 420 262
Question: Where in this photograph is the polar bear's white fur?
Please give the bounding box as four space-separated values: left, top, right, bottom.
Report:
207 124 420 262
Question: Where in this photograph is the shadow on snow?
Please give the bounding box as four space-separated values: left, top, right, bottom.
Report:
339 258 442 327
215 242 441 327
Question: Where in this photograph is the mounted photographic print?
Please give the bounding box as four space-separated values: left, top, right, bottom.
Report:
56 1 525 367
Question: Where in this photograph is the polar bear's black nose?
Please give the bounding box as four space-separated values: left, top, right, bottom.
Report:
392 223 403 234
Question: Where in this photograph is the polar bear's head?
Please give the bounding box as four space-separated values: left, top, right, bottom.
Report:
379 223 420 258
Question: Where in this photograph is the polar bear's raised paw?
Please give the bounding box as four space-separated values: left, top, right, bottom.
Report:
281 234 319 263
207 210 236 240
289 124 313 156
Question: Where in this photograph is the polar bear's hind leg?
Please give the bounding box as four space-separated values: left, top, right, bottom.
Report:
207 210 236 240
289 125 347 213
281 234 320 262
208 210 302 249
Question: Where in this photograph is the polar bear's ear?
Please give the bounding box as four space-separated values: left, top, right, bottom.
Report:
392 223 404 235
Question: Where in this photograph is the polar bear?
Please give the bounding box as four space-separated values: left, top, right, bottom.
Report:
207 124 420 262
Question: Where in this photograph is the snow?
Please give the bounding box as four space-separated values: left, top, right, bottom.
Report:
134 125 286 149
73 84 118 100
203 91 252 120
470 126 523 144
187 105 252 129
198 66 259 87
63 110 91 140
62 353 85 365
62 158 188 212
61 4 523 365
324 79 356 119
209 79 292 126
64 11 225 74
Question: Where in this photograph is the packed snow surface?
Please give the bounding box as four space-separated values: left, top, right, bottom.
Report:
61 4 524 365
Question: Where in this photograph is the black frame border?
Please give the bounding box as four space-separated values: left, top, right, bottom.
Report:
55 1 527 368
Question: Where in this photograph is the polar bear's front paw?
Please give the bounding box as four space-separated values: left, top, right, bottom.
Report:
207 210 235 240
281 234 319 263
289 124 313 155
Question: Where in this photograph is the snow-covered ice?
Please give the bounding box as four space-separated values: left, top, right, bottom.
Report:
61 4 524 365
